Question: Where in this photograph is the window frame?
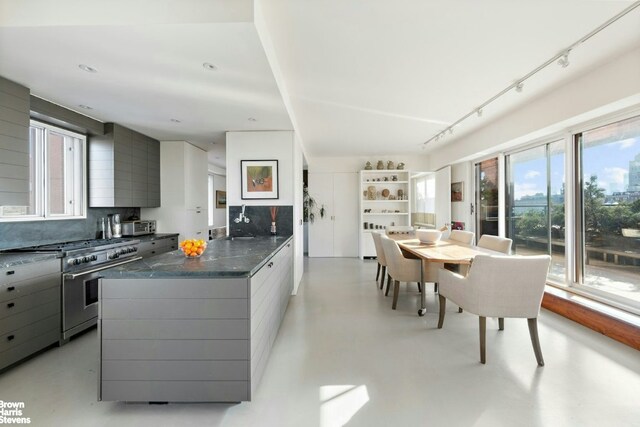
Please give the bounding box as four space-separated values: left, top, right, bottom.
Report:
0 120 87 222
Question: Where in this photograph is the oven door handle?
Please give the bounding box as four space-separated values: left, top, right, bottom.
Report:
63 256 143 280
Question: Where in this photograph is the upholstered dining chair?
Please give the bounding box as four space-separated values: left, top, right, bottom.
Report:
371 231 390 290
449 230 475 245
380 235 423 310
477 235 513 254
437 254 551 365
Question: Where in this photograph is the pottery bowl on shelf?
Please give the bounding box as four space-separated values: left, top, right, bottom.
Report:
416 229 442 244
179 239 208 258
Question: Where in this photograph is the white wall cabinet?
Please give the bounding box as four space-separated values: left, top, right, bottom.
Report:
141 141 208 240
308 172 358 257
359 170 411 258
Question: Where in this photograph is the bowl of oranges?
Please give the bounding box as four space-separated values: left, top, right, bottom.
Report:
179 239 207 258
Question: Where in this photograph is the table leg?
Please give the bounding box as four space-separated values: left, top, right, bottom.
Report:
418 259 427 317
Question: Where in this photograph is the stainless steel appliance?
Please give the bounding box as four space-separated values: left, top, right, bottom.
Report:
111 214 122 238
12 239 141 341
121 220 156 236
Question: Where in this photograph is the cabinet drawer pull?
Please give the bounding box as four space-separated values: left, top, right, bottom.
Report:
151 242 156 245
6 270 15 275
7 335 15 341
7 286 15 292
7 302 15 308
268 262 274 268
287 244 291 247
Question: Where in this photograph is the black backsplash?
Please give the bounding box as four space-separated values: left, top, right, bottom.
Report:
228 205 293 237
0 207 139 250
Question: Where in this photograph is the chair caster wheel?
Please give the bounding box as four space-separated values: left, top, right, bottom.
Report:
418 309 426 317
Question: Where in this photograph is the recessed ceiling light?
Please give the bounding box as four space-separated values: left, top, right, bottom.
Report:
202 63 218 71
170 118 181 123
248 117 257 122
78 64 97 73
78 104 93 110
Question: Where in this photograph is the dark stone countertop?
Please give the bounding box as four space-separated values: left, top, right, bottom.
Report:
100 235 293 279
133 233 179 242
0 252 60 268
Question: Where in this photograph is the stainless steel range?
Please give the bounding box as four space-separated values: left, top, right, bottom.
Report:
14 238 141 341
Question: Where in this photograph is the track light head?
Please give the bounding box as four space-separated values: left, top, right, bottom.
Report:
557 52 570 68
477 108 483 117
515 82 524 93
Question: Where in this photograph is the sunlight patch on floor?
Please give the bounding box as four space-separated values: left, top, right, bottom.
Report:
319 385 370 427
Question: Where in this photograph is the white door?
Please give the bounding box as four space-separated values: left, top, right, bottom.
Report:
308 173 334 257
332 172 358 257
435 166 451 231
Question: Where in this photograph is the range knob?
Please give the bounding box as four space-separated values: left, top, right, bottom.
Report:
74 258 82 265
91 255 98 261
83 256 90 263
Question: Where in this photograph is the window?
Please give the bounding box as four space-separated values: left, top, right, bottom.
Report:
411 173 435 226
0 121 86 220
506 140 565 283
577 115 640 309
475 158 499 237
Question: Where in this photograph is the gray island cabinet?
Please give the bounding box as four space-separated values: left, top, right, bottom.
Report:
98 236 293 402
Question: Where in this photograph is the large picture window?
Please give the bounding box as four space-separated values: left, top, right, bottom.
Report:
577 115 640 309
0 121 85 220
506 141 565 283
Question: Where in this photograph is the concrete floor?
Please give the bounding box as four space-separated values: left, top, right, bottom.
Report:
1 257 639 427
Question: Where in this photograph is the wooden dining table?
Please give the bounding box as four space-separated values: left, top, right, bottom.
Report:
387 234 499 316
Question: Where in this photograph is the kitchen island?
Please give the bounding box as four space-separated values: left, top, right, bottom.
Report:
98 235 293 402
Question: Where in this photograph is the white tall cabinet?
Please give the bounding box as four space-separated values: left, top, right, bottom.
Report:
141 141 208 240
308 172 358 257
359 169 411 258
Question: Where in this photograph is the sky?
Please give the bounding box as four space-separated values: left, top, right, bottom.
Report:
511 137 639 200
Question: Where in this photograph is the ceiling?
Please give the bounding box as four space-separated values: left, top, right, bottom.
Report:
1 1 639 166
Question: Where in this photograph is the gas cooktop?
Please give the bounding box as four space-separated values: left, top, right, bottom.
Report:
12 238 137 253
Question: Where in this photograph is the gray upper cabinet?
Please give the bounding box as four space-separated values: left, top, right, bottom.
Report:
89 123 160 208
0 76 30 209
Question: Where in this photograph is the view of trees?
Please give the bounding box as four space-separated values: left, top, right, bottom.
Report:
515 175 640 240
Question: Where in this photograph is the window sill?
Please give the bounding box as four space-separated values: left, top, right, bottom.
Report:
542 285 640 350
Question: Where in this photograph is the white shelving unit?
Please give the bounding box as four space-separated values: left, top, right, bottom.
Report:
359 169 411 259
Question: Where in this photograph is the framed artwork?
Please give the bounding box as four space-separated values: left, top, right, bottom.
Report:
241 160 279 200
451 181 463 202
452 221 465 230
215 190 226 208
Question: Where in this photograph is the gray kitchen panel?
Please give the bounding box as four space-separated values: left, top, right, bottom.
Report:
0 301 59 336
0 328 59 371
102 339 249 361
101 278 248 299
101 298 248 319
102 360 248 381
101 319 249 340
101 380 249 402
0 313 59 352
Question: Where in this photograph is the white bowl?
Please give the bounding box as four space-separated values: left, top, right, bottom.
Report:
416 229 442 244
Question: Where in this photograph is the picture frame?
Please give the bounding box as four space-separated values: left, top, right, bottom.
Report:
451 181 463 202
241 160 279 200
215 190 226 208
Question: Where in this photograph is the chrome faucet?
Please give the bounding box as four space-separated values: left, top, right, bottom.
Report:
234 204 250 224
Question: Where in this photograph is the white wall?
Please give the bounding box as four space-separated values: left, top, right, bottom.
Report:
226 130 305 294
293 134 304 292
226 131 294 205
308 155 429 174
428 46 640 170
